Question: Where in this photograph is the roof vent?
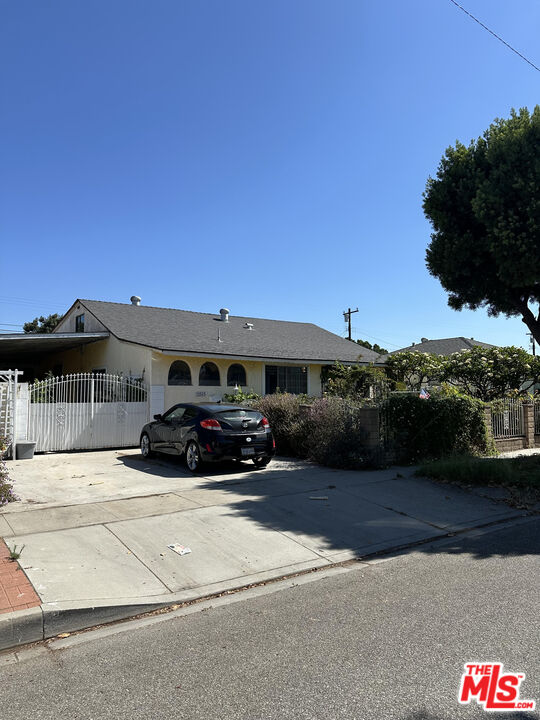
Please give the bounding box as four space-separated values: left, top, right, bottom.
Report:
219 308 230 322
244 322 254 331
130 296 141 306
421 337 428 343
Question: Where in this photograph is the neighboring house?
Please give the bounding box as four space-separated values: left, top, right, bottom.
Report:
376 336 499 393
0 297 380 415
382 336 496 359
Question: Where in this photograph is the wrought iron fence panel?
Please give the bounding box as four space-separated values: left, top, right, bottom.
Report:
490 399 524 438
534 401 540 436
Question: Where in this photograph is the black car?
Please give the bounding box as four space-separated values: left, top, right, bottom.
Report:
140 402 275 471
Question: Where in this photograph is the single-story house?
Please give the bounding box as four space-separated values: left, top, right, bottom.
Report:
382 336 496 359
0 297 381 414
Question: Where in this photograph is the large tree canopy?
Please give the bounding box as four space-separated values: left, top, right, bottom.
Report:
385 347 538 401
385 351 442 392
424 106 540 343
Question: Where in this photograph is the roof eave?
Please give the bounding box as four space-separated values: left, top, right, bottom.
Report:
154 348 377 364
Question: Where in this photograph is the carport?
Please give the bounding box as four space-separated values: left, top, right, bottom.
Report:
0 332 109 381
1 333 110 456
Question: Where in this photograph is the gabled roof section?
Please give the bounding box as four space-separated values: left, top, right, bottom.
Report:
75 299 381 364
385 336 496 358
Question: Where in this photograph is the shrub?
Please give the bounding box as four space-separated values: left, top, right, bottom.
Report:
307 397 373 469
383 392 494 464
221 388 261 404
0 437 17 506
253 393 310 457
253 394 378 468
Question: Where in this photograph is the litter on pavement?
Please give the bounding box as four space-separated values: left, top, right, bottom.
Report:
168 544 192 556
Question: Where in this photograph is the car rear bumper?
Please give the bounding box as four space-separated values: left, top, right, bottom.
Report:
199 433 275 462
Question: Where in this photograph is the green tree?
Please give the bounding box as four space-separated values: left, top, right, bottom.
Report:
440 346 538 401
323 362 389 400
423 106 540 343
23 313 64 334
385 352 442 391
356 339 388 355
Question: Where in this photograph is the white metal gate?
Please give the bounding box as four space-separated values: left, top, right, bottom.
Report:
28 374 149 452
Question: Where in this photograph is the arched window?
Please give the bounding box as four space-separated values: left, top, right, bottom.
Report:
227 363 247 387
199 362 220 386
168 360 192 386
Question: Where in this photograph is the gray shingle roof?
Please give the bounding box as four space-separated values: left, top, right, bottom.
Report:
76 300 381 364
383 336 496 359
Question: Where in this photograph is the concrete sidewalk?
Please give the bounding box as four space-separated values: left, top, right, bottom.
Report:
0 451 526 650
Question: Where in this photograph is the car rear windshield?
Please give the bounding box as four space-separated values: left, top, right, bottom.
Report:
215 410 263 430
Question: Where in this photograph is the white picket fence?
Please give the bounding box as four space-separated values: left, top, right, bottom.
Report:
28 374 149 452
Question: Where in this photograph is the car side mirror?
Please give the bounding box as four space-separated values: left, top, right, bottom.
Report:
153 414 163 421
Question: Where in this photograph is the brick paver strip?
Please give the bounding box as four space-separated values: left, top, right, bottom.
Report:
0 538 40 614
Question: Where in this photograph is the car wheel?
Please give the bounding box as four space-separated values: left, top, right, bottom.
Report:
186 441 203 472
253 457 271 468
140 433 154 459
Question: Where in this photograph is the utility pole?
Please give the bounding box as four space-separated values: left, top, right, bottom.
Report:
527 332 536 356
343 307 358 341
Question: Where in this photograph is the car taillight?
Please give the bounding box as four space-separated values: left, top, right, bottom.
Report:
261 416 270 429
272 438 276 449
200 419 222 431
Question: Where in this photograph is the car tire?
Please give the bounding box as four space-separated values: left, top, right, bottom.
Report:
140 433 155 459
186 440 203 472
253 457 271 468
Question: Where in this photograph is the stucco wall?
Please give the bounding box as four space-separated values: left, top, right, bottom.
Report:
153 354 262 408
153 353 323 407
36 328 323 402
45 337 151 379
309 365 322 396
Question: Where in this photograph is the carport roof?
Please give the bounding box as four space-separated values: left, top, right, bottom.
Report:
0 332 109 363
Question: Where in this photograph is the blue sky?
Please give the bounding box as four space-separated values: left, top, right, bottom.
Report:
1 0 539 351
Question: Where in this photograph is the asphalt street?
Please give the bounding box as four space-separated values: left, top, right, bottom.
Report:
1 517 538 720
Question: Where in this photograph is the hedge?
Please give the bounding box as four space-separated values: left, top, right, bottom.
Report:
382 393 494 464
253 394 374 469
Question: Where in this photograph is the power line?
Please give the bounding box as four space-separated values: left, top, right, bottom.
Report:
350 326 402 349
330 320 403 349
0 296 66 310
448 0 540 73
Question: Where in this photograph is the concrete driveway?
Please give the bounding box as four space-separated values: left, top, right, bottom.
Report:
0 449 526 644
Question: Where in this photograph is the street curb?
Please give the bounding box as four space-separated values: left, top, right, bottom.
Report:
0 607 43 651
42 602 170 638
0 513 534 653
